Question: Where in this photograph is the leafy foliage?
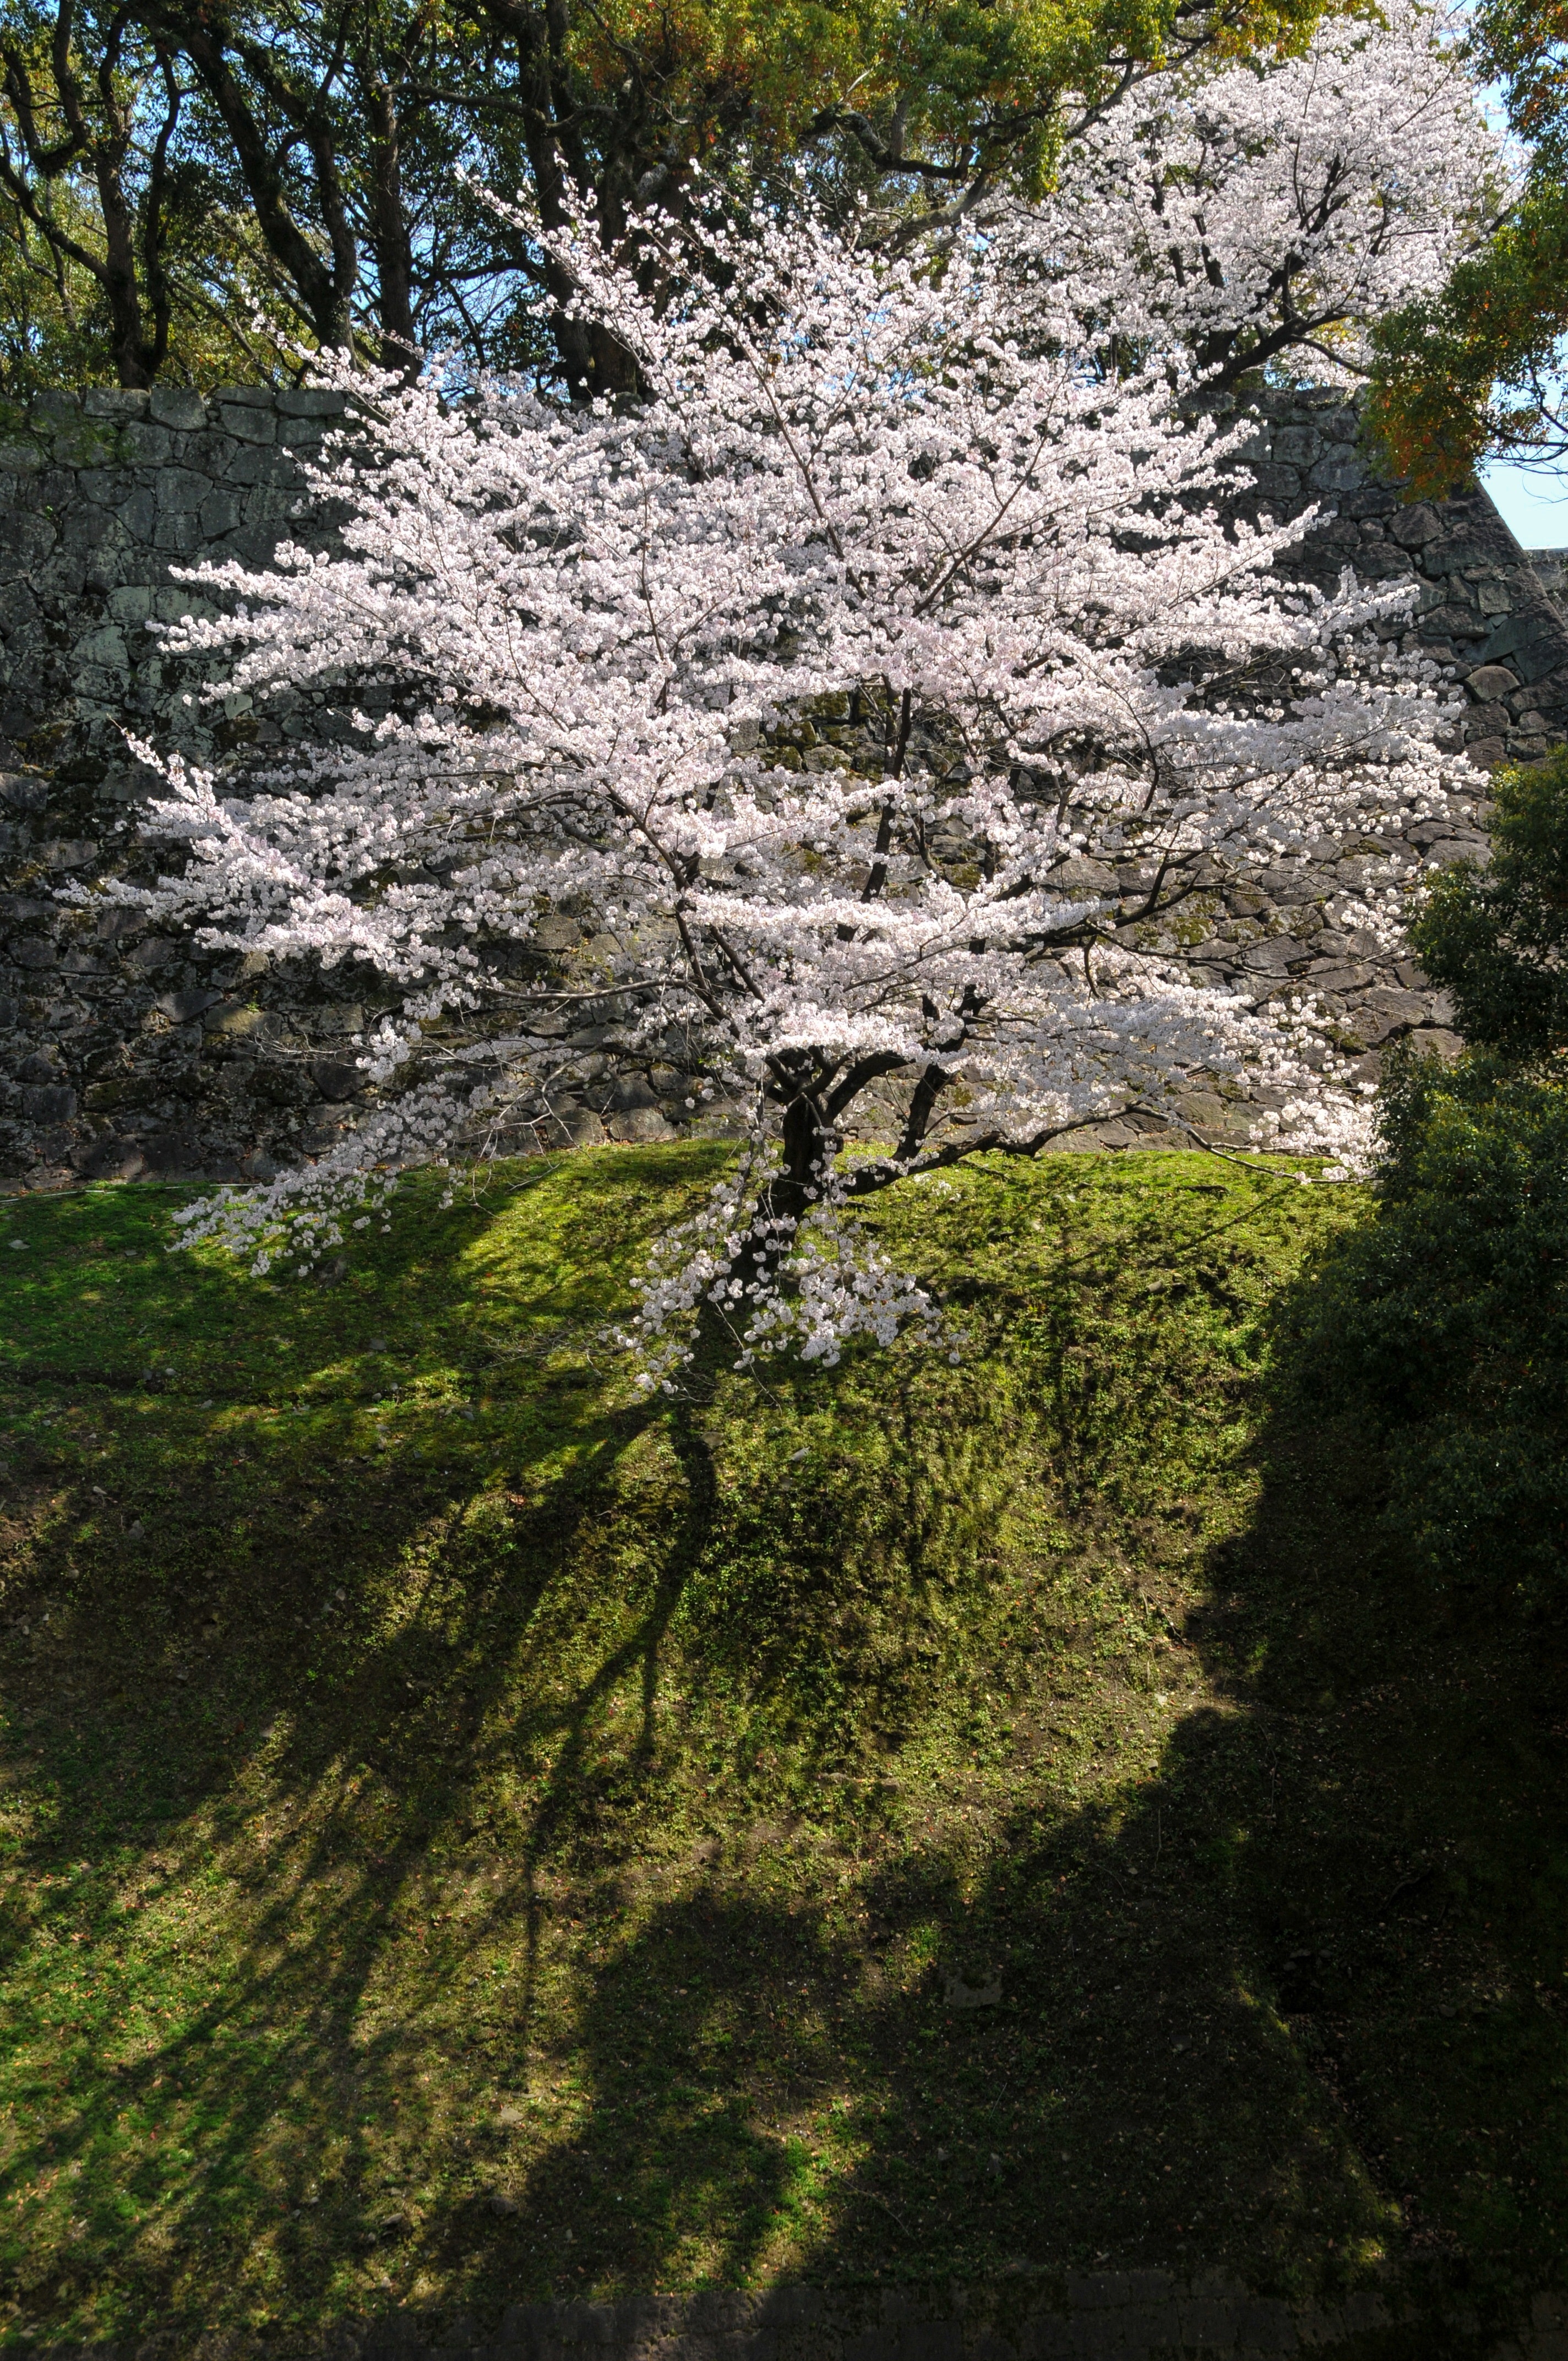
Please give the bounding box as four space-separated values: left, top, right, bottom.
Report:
0 0 300 393
1411 743 1568 1061
1292 1054 1568 1604
1291 750 1568 1607
1366 0 1568 493
2 0 1366 387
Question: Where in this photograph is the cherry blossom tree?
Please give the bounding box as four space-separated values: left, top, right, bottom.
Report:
112 197 1469 1380
989 0 1505 391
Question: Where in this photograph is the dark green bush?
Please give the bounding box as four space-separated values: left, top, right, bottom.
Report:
1294 1056 1568 1602
1411 741 1568 1059
1292 747 1568 1606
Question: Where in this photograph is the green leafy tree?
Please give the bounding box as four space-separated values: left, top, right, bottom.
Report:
2 0 1337 387
0 0 298 389
1366 0 1568 495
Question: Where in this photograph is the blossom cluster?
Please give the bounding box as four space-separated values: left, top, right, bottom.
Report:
995 0 1505 388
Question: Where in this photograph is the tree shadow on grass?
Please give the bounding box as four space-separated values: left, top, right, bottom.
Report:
0 1146 1047 2337
462 1390 1568 2332
0 1152 705 2333
0 1151 1564 2343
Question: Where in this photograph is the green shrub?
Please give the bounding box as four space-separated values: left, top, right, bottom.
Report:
1294 1056 1568 1602
1411 741 1568 1059
1291 746 1568 1606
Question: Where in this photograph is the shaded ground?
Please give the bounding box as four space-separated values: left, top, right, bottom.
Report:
0 1147 1561 2347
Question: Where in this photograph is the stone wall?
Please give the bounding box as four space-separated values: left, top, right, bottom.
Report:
2 383 1567 1193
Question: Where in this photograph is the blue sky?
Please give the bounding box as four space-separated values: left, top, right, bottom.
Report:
1482 458 1568 547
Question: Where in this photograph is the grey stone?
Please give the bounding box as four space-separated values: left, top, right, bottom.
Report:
154 512 203 554
1356 986 1431 1037
226 441 293 487
560 1112 608 1145
199 489 244 536
204 999 272 1038
157 466 213 514
312 1057 363 1102
1389 502 1442 547
124 937 178 972
1423 838 1490 864
0 514 56 581
50 418 122 469
115 487 159 543
277 387 349 416
155 987 222 1022
118 421 176 466
217 402 277 445
149 387 208 431
1467 662 1520 699
77 385 144 421
1308 449 1364 492
71 1133 146 1179
244 484 298 524
1480 610 1568 683
21 1083 76 1119
1423 603 1489 640
609 1106 678 1142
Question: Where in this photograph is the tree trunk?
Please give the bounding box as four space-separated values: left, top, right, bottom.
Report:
93 151 151 387
366 78 417 367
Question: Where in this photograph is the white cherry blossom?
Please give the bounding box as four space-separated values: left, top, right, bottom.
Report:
992 0 1505 389
110 197 1469 1378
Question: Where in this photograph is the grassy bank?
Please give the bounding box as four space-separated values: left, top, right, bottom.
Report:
0 1147 1563 2346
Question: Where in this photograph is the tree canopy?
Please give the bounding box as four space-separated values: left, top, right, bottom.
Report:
2 0 1340 392
1367 0 1568 495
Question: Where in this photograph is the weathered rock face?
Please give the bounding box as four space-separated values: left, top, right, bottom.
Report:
0 383 374 1190
1233 389 1568 774
1 382 1565 1192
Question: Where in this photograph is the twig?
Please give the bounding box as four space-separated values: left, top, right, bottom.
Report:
860 2186 914 2239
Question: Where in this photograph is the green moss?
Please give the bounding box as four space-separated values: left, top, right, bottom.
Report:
48 418 122 469
1169 896 1220 948
0 1149 1560 2343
